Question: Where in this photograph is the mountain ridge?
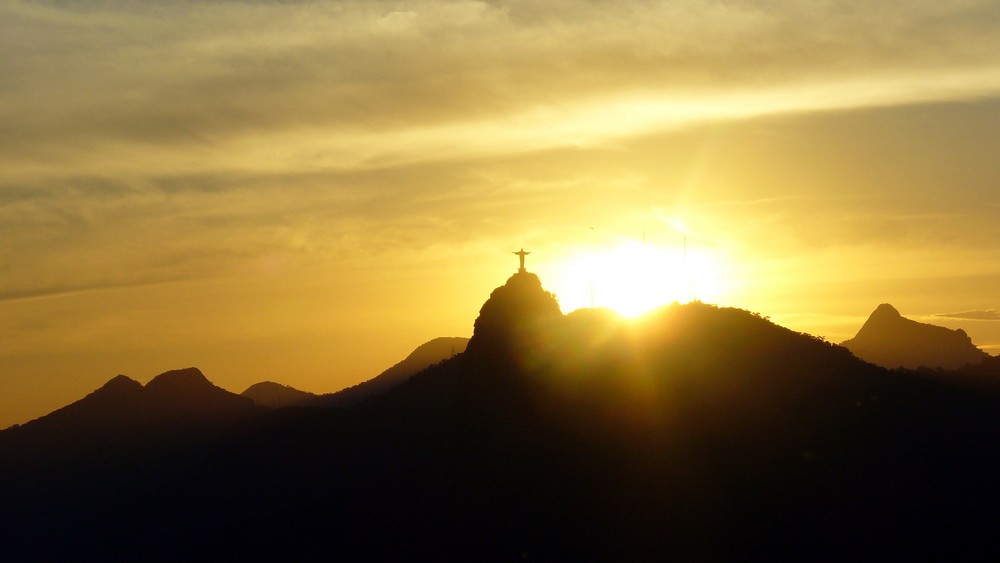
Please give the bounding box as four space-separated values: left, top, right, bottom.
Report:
315 336 469 407
3 276 1000 561
843 303 989 369
239 337 470 409
0 367 262 469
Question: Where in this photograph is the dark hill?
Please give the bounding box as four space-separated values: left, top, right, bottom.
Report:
1 374 147 451
0 367 261 468
241 336 468 409
317 336 469 407
465 270 561 362
242 381 318 408
3 278 1000 561
144 367 260 418
843 303 989 369
180 301 1000 561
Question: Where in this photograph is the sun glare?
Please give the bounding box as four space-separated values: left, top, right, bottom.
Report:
550 241 725 317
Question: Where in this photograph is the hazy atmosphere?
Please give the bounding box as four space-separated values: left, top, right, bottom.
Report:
3 0 1000 428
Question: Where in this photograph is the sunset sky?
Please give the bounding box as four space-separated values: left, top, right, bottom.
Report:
3 0 1000 428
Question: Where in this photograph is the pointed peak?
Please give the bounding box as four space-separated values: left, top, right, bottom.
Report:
854 304 906 338
845 303 989 369
872 303 901 318
98 374 143 393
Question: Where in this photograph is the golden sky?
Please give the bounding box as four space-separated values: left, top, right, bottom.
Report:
3 0 1000 427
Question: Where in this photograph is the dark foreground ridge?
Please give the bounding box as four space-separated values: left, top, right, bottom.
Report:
3 276 1000 561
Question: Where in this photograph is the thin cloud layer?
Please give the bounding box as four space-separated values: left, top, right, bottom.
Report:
3 0 1000 298
3 0 1000 175
936 310 1000 321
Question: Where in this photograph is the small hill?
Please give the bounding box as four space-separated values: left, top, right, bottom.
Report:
144 367 261 419
242 381 317 408
319 336 469 407
842 303 989 369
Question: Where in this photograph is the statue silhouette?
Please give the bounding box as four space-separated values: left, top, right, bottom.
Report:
513 249 530 273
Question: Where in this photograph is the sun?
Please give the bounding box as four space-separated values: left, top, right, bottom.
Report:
549 240 726 318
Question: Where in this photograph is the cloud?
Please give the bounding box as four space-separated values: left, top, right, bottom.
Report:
936 310 1000 321
0 158 635 302
4 0 1000 303
3 0 1000 178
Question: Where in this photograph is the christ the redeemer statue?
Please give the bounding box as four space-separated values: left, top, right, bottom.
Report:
514 248 530 273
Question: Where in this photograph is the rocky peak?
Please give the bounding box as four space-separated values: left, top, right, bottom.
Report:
871 303 901 319
465 272 562 360
98 374 143 394
843 304 988 370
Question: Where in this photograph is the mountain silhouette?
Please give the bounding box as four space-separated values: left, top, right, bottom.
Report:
0 367 261 468
842 303 989 369
4 279 1000 561
316 336 469 407
242 381 318 408
144 367 261 417
465 271 561 362
187 299 1000 561
241 337 468 409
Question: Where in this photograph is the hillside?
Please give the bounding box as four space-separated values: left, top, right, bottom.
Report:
3 276 1000 561
316 336 469 407
239 337 468 409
